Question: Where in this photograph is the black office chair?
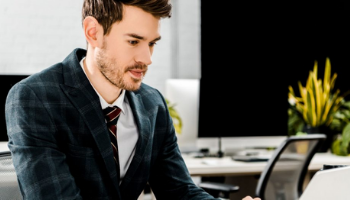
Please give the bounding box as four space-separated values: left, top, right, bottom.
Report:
0 151 22 200
198 134 326 200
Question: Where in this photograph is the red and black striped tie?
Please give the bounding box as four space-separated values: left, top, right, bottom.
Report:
103 106 122 177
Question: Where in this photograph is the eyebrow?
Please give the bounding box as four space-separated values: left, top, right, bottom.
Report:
125 33 161 43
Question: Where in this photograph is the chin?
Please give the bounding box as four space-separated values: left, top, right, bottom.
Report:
123 80 142 91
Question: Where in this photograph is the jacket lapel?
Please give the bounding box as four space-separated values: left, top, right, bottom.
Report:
119 90 152 190
59 48 121 197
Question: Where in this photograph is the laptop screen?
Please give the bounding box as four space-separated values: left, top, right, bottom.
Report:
299 165 350 200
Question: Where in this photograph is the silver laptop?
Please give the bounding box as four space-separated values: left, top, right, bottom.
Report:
299 165 350 200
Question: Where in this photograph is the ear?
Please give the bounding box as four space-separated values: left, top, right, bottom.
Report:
83 16 103 48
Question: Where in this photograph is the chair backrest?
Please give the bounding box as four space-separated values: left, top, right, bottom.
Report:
0 151 22 200
255 134 326 200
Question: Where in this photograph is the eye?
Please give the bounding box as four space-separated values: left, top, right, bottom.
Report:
149 42 157 47
128 40 139 45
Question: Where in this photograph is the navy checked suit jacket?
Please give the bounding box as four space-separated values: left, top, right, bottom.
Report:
5 48 217 200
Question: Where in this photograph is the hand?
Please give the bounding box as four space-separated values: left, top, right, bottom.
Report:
242 196 261 200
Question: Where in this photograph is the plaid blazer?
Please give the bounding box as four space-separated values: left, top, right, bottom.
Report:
5 48 217 200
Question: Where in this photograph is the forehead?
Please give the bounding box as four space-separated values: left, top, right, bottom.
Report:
111 5 161 39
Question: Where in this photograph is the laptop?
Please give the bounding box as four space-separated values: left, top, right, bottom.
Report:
299 165 350 200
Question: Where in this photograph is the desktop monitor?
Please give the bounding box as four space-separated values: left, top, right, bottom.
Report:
165 78 287 154
0 75 30 141
165 79 200 152
197 77 287 153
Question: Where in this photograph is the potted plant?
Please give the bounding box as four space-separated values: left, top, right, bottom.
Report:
288 57 350 152
330 101 350 156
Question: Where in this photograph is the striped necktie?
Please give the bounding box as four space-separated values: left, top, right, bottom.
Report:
103 106 122 177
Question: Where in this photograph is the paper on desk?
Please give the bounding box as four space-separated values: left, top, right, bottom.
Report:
201 160 220 165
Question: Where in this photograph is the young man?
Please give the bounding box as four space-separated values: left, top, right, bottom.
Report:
5 0 260 199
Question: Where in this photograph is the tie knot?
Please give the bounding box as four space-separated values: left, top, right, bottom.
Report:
103 106 122 124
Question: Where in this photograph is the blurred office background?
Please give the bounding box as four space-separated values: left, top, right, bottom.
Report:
0 0 201 95
2 0 350 152
2 2 350 199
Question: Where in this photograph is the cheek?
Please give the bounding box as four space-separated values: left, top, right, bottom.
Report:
104 38 136 66
112 50 133 67
114 48 137 66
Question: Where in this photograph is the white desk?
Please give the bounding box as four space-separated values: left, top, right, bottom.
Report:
3 140 350 177
183 152 350 177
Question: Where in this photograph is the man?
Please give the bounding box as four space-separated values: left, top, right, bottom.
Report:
5 0 261 199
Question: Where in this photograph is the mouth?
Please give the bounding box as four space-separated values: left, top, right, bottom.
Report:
128 69 144 80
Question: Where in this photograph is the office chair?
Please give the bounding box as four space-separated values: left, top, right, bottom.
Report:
198 134 326 200
0 151 22 200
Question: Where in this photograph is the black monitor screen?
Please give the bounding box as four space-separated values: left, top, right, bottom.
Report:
197 77 289 138
0 75 30 141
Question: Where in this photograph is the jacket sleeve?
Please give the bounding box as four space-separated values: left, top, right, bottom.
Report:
147 92 219 200
5 83 83 200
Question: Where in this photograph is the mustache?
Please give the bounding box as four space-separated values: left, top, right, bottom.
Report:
125 63 147 72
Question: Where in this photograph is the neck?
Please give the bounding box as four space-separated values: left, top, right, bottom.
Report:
83 51 122 104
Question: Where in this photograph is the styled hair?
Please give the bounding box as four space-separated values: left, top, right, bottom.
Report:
82 0 172 35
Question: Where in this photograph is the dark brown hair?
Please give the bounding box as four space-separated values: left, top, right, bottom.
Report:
82 0 172 35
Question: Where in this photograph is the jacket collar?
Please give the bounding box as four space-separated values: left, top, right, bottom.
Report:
60 48 122 197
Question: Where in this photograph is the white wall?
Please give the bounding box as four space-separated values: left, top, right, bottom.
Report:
0 1 86 74
0 0 201 95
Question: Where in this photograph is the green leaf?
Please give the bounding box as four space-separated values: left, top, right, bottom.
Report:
332 138 345 156
340 123 350 153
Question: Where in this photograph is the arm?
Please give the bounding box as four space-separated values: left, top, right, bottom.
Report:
6 83 82 200
149 126 218 200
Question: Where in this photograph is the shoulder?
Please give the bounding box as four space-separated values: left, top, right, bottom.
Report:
11 64 63 89
6 58 68 104
18 48 85 88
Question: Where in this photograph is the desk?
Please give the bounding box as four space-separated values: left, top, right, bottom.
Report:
4 141 350 176
184 152 350 199
183 152 350 177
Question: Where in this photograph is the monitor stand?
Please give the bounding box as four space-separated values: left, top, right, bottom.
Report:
217 137 224 158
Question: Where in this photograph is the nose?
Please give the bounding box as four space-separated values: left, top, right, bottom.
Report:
135 45 152 66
